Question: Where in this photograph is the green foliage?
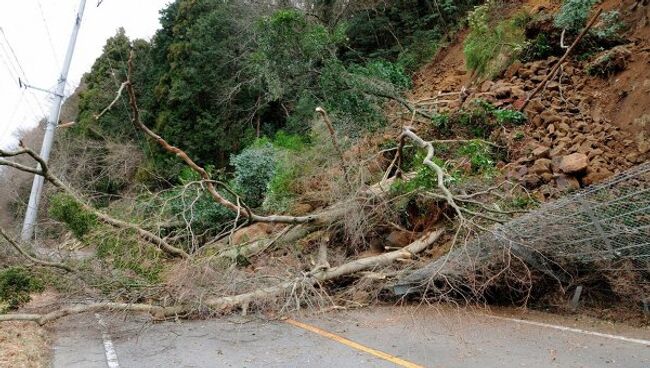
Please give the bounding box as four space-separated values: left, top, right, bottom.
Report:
493 108 527 125
342 0 480 71
464 6 529 79
49 193 98 239
457 141 497 175
231 142 277 208
554 0 597 33
317 59 409 134
271 131 308 151
437 100 526 138
511 196 538 209
164 187 234 234
0 267 43 311
593 11 624 39
521 34 553 62
91 230 164 283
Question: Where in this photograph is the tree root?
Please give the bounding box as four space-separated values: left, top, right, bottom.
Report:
0 230 443 325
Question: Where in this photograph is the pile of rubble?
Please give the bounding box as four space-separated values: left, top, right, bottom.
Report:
472 55 648 195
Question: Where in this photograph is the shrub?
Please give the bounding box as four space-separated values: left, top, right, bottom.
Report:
49 193 98 239
593 11 624 39
464 5 528 79
457 141 496 175
554 0 597 33
0 267 43 311
521 34 553 62
231 142 277 208
493 109 527 125
164 188 234 234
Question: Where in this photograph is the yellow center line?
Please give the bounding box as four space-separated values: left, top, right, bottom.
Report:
285 318 426 368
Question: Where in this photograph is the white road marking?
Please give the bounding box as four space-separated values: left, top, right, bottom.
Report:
485 314 650 346
95 313 120 368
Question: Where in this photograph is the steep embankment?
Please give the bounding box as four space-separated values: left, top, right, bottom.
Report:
408 0 649 199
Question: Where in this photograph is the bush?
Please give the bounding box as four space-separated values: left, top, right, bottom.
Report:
554 0 597 33
493 109 527 125
49 193 98 239
0 267 43 311
231 142 277 208
464 6 528 79
593 11 624 39
457 141 497 175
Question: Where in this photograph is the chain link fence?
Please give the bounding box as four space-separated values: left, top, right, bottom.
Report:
395 162 650 301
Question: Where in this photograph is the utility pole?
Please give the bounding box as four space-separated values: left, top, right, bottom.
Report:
21 0 87 241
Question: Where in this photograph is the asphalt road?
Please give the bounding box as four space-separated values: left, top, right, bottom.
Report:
52 306 650 368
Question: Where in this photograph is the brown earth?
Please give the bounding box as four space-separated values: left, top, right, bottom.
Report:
406 0 650 197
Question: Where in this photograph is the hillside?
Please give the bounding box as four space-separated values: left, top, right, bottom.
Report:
1 0 648 338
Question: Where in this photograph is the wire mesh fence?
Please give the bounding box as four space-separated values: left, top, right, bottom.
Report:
395 162 650 298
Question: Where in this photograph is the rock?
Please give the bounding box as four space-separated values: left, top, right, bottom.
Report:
480 80 495 92
522 174 541 189
556 174 580 191
532 145 550 159
588 148 604 159
504 60 523 79
558 153 589 174
541 172 554 183
582 167 613 186
232 223 277 244
540 111 561 124
638 139 650 154
547 124 556 134
550 143 567 158
506 165 529 180
494 86 512 99
511 87 526 99
530 158 552 174
557 122 571 133
527 99 545 114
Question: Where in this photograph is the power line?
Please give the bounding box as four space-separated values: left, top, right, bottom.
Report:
0 27 28 78
0 29 49 117
0 31 45 116
35 0 61 69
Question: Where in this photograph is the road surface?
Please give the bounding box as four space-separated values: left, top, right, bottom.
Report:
52 306 650 367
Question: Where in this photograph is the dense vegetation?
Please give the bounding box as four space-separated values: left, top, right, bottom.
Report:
64 0 480 206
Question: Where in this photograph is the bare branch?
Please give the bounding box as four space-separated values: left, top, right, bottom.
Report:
0 227 74 272
0 147 189 259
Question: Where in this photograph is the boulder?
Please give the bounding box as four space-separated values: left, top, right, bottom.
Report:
558 153 589 174
530 158 552 175
494 86 512 99
532 145 550 159
232 223 278 244
556 174 580 191
582 166 613 186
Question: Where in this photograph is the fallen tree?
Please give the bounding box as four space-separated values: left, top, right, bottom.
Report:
0 230 443 325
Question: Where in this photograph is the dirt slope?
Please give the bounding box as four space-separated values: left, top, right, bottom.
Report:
407 0 650 197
